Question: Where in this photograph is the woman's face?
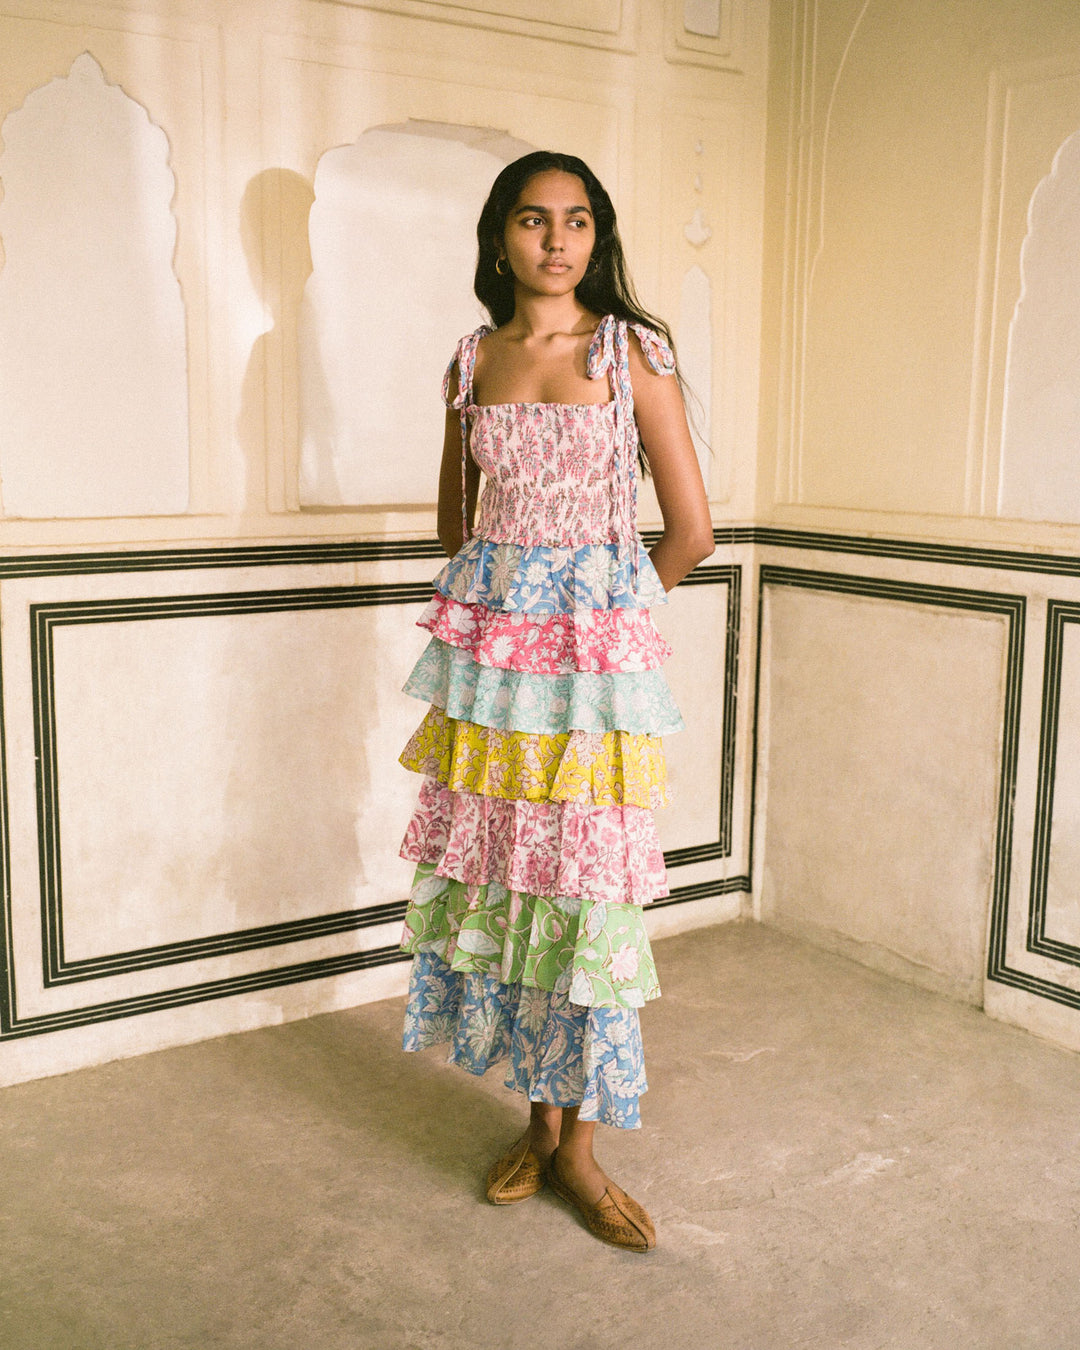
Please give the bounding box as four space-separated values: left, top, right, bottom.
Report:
499 170 596 297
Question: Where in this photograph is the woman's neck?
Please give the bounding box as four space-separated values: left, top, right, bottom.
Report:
505 291 596 339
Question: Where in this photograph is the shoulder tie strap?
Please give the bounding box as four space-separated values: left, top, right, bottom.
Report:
628 322 676 376
586 313 617 383
595 318 677 580
442 325 492 543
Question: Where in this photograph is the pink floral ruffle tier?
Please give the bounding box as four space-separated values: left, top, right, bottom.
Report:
417 594 673 673
401 777 668 908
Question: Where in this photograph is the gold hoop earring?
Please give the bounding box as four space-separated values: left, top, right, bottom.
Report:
495 257 509 276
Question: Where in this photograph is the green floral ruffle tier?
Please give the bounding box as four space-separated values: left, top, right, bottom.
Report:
400 862 660 1010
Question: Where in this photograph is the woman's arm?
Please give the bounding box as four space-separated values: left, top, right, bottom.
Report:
629 339 715 591
436 365 481 558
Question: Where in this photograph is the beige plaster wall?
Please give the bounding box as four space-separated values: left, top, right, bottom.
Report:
756 0 1080 1049
756 581 1007 1004
0 0 769 1083
760 0 1080 546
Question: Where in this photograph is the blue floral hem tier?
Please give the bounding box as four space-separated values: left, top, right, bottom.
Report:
402 951 647 1129
435 539 668 614
403 638 685 736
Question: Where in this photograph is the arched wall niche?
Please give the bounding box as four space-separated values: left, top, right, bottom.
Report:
298 121 533 508
999 127 1080 524
0 52 189 518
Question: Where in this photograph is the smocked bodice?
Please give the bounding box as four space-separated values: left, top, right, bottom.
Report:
442 315 678 561
470 400 620 547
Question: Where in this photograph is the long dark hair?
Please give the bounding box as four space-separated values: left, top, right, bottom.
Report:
474 151 676 355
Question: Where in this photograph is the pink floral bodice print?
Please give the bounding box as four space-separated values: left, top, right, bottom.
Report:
442 316 676 552
470 401 620 547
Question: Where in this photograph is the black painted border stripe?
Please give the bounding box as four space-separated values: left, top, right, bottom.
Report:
721 526 1080 579
758 567 1029 1004
1026 601 1080 969
0 944 415 1041
649 875 750 909
663 842 728 868
31 584 436 987
48 904 411 986
4 555 743 1036
663 563 742 867
0 523 1079 582
0 539 446 579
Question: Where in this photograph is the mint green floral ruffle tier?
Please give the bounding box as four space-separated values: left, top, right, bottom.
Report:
404 637 684 735
402 864 660 1010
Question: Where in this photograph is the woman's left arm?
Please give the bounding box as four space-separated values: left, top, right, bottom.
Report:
629 339 715 591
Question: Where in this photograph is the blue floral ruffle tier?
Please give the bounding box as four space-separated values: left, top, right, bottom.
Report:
403 951 647 1129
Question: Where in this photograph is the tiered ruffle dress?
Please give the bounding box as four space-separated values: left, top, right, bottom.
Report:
399 314 682 1130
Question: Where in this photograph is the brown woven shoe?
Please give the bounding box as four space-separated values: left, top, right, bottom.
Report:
485 1134 545 1205
545 1150 657 1251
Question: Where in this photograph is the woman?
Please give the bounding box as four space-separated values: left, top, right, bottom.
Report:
397 151 714 1251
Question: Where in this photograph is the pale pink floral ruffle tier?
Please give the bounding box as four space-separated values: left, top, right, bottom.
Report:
401 777 668 908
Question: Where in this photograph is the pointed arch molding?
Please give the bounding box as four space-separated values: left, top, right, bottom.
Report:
998 129 1080 523
774 0 875 505
967 54 1080 520
298 123 532 509
0 53 190 518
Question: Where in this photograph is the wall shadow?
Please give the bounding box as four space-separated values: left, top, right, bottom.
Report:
237 167 315 513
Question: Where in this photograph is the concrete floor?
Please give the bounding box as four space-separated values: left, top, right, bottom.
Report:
3 923 1080 1350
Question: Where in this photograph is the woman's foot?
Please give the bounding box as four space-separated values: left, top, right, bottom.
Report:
485 1133 545 1205
485 1103 563 1205
549 1146 609 1205
545 1148 657 1252
525 1106 561 1171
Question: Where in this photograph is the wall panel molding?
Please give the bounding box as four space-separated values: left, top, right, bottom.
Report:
660 561 742 868
0 11 221 516
772 0 872 505
0 538 741 1039
30 584 434 988
659 105 740 503
309 0 635 51
1024 601 1080 969
756 563 1023 1000
663 0 749 71
744 525 1080 1024
0 53 189 517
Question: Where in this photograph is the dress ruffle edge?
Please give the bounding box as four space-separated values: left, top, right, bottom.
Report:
403 638 684 736
398 707 669 809
400 863 660 1009
400 778 668 907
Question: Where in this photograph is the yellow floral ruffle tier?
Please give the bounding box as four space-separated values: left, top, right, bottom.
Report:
399 706 668 809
